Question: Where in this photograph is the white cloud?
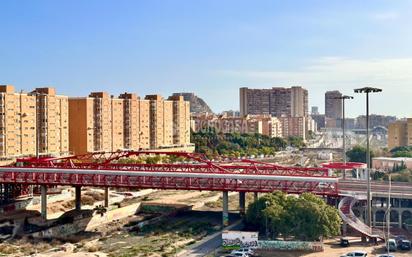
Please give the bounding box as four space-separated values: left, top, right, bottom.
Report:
219 57 412 91
370 11 400 21
217 57 412 117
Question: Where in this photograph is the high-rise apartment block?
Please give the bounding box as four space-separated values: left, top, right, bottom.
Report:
239 86 308 117
388 119 412 150
69 92 191 155
33 87 69 156
0 85 37 157
0 85 69 158
168 95 191 146
325 91 342 119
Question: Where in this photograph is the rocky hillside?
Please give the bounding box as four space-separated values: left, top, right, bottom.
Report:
172 92 213 114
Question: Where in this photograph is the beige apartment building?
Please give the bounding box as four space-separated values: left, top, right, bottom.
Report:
278 116 307 141
0 85 37 157
191 114 283 138
145 95 175 149
388 119 412 149
118 93 151 150
0 85 69 158
69 92 126 154
169 95 191 145
34 88 69 156
69 92 191 155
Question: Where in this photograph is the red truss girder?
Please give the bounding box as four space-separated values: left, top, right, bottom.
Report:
5 151 337 196
14 151 329 177
12 163 328 177
0 170 338 196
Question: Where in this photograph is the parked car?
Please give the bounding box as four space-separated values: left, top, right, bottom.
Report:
399 239 411 250
231 248 254 255
395 235 407 245
230 253 249 257
340 237 350 247
340 250 368 257
386 239 397 252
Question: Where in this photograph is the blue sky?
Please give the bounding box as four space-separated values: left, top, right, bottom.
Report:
1 0 412 117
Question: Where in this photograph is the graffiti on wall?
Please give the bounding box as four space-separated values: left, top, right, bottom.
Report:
258 240 324 252
222 231 258 249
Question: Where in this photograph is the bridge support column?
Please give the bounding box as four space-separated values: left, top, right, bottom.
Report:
254 192 258 202
373 211 376 227
399 211 402 228
239 192 246 215
342 222 347 236
75 186 81 211
223 191 229 227
40 185 47 221
104 187 109 207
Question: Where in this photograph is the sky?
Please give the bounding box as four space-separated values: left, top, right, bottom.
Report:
1 0 412 118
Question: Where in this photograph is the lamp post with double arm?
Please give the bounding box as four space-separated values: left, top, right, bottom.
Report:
354 87 382 228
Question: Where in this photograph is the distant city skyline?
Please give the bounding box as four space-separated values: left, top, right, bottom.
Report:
1 0 412 117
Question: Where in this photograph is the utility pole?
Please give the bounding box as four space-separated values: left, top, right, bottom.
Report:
354 87 382 228
332 95 353 179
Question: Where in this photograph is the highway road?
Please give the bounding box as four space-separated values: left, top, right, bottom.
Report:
339 179 412 198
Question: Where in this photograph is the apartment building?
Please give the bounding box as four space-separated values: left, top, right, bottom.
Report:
278 116 307 141
33 87 69 156
69 92 191 155
250 115 282 138
355 114 397 129
388 119 412 149
191 114 283 138
192 115 263 135
144 95 176 149
119 93 139 150
325 91 342 119
69 92 119 154
168 95 191 146
0 85 37 157
239 86 308 117
0 85 69 158
138 99 151 149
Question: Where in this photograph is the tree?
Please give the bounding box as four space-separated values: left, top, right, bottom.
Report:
287 136 306 148
346 145 374 164
246 192 341 241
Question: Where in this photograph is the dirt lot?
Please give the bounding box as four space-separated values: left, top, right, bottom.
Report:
0 189 241 257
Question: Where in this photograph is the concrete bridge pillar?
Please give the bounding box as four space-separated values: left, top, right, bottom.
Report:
75 186 81 211
254 192 258 202
223 191 229 227
40 185 47 221
104 187 109 207
373 211 376 227
342 222 347 236
239 192 246 215
399 211 402 228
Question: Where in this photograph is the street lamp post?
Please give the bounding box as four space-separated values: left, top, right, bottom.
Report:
265 200 269 239
354 87 382 228
333 95 353 179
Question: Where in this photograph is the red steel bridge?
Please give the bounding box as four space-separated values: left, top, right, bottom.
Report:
0 150 390 238
0 150 338 195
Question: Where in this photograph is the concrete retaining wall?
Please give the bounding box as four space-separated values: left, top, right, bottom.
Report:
31 202 141 238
